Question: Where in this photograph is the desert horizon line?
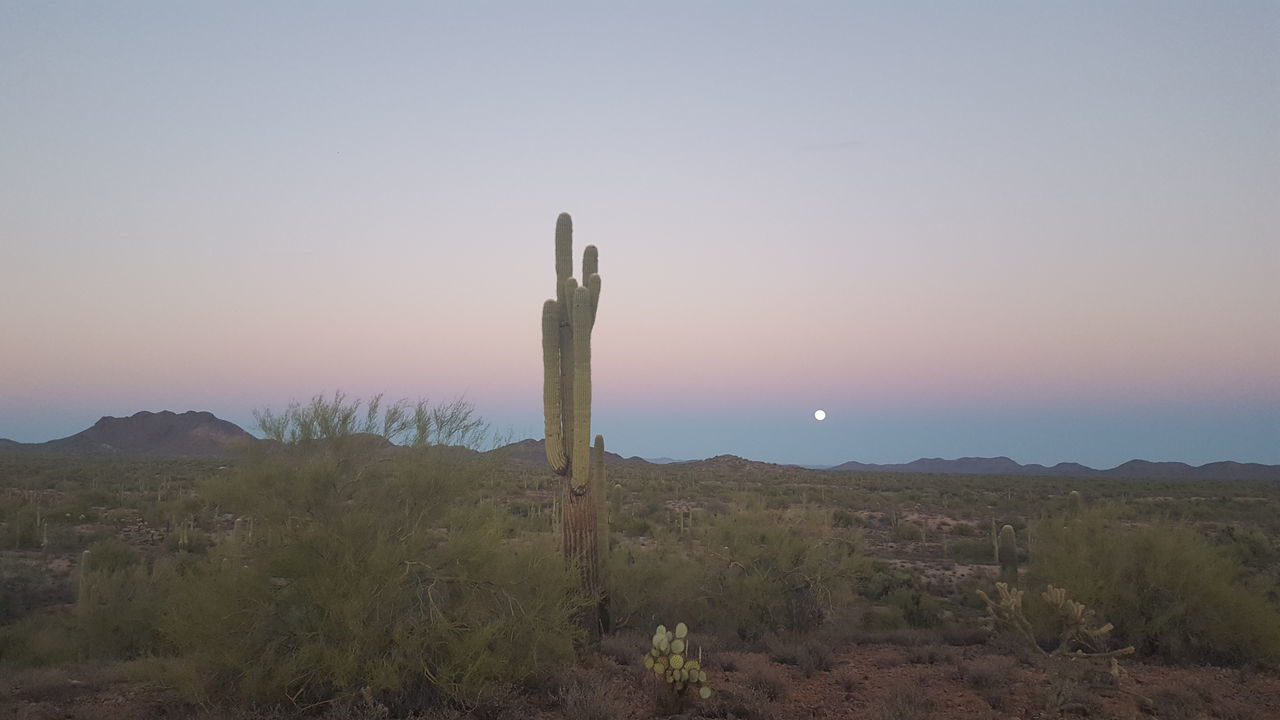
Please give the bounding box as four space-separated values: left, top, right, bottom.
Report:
2 408 1276 473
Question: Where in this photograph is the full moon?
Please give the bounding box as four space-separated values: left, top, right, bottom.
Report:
814 409 827 421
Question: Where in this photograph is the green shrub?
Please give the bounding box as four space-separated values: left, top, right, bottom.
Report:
610 510 867 643
891 522 924 542
0 611 79 666
858 562 917 601
76 559 172 659
0 562 50 625
884 588 941 629
1030 507 1280 665
947 538 995 563
162 444 582 708
832 509 864 529
84 537 140 573
696 510 864 640
1219 524 1276 569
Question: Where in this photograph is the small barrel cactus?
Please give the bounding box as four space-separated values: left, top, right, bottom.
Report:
642 622 712 701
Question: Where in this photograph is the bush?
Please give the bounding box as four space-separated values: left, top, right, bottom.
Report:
156 395 583 708
76 559 172 659
1029 507 1280 665
0 562 49 625
84 537 140 573
890 522 924 543
947 538 995 563
875 682 933 720
884 588 941 629
610 509 867 642
163 451 583 708
832 509 863 529
0 611 79 666
764 632 835 676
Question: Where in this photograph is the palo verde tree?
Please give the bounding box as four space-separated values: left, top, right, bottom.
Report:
541 212 609 640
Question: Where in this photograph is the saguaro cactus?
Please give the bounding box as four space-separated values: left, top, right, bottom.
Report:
1067 490 1084 518
998 524 1018 581
541 212 608 639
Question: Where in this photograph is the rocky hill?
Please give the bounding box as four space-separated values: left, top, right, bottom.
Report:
1 410 256 458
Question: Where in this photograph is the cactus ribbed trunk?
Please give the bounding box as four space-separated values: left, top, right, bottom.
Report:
541 212 608 642
563 472 601 637
998 524 1018 583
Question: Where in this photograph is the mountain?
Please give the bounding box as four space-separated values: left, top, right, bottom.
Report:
2 411 256 458
490 438 646 466
489 441 1280 481
827 456 1280 481
4 418 1276 481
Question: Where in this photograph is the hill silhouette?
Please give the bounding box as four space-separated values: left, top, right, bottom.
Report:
829 455 1280 481
2 415 1277 480
1 411 255 458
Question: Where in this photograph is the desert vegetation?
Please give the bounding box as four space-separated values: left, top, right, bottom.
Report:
1 217 1278 717
3 400 1280 718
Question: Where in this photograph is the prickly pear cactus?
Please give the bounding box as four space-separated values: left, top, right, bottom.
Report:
643 622 713 703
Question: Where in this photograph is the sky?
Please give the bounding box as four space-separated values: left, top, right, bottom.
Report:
2 2 1277 468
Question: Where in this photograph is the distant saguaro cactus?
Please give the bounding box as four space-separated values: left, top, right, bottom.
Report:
991 518 1000 563
541 212 609 640
1068 490 1084 518
77 549 91 605
998 524 1018 581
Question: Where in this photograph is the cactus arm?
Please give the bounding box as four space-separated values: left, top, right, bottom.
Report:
542 299 568 474
570 285 593 488
555 213 573 307
593 433 607 553
582 244 598 282
583 245 600 322
559 277 578 459
586 273 601 326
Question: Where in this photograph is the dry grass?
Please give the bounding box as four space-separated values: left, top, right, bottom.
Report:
733 653 790 702
874 682 934 720
556 673 624 720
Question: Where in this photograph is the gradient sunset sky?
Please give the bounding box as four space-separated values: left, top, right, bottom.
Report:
2 2 1277 467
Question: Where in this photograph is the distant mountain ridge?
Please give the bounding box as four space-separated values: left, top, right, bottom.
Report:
2 415 1277 480
495 438 648 467
828 455 1280 481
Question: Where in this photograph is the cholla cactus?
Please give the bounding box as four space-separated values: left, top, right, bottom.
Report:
1041 585 1127 657
977 582 1134 659
643 622 712 702
977 582 1038 648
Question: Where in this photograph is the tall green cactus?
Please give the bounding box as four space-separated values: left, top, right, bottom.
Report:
998 524 1018 581
541 212 608 639
1067 490 1084 519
